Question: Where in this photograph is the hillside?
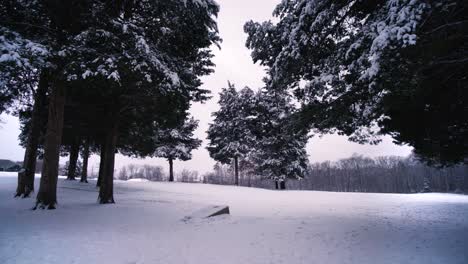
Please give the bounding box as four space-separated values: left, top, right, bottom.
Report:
0 159 21 171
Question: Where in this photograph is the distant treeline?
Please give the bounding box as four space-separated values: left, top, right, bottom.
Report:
115 164 200 183
0 159 43 172
203 155 468 194
102 155 467 194
0 159 44 173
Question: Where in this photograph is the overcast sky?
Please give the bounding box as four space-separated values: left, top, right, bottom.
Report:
0 0 412 175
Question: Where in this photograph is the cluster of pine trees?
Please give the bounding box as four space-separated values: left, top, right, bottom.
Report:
207 83 309 189
0 0 219 209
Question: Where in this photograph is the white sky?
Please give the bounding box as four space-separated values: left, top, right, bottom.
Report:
0 0 412 175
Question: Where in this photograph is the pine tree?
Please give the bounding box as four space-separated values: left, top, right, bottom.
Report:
207 83 256 185
68 0 219 204
244 0 467 166
153 117 202 182
1 1 50 198
251 90 309 189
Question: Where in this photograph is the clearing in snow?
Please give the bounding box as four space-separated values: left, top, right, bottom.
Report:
0 172 467 264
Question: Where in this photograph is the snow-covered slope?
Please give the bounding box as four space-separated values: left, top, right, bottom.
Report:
1 172 467 264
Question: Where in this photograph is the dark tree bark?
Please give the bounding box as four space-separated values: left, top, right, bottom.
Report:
97 143 105 188
15 70 48 198
234 156 239 186
35 81 66 210
80 138 90 183
422 168 431 192
280 180 286 190
98 112 119 204
168 157 174 182
274 180 279 190
66 138 80 180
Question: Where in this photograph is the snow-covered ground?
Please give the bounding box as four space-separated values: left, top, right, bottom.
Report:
1 172 467 264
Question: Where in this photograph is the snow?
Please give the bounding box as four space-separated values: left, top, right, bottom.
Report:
126 178 150 182
1 171 467 264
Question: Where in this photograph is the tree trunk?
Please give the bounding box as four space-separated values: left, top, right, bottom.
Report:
234 156 239 186
168 157 174 182
274 180 279 190
98 112 119 204
67 138 80 180
422 168 431 192
280 180 286 190
443 170 449 192
97 143 105 187
35 81 66 210
80 138 90 183
15 70 48 198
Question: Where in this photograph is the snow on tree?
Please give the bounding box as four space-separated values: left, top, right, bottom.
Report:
0 28 48 114
1 1 81 207
153 117 202 182
66 0 220 204
0 0 50 100
1 0 220 208
250 89 309 189
245 0 467 166
207 83 257 185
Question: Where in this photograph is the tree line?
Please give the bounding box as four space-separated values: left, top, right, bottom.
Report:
116 164 200 183
202 155 468 194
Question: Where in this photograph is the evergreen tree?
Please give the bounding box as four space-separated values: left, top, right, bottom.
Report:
244 0 467 166
1 1 51 198
67 0 219 204
153 117 202 182
2 0 93 208
251 90 309 189
207 83 256 185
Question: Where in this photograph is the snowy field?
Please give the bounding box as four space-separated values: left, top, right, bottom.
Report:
1 172 467 264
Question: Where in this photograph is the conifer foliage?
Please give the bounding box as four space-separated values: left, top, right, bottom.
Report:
1 0 220 208
251 90 309 188
245 0 467 166
207 84 308 188
154 117 202 182
207 83 257 185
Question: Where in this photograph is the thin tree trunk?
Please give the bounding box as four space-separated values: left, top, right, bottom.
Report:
444 170 450 192
98 112 119 204
234 156 239 186
274 180 279 190
15 70 48 198
80 138 90 183
35 81 66 210
97 143 105 187
67 138 80 180
422 168 431 192
168 157 174 182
